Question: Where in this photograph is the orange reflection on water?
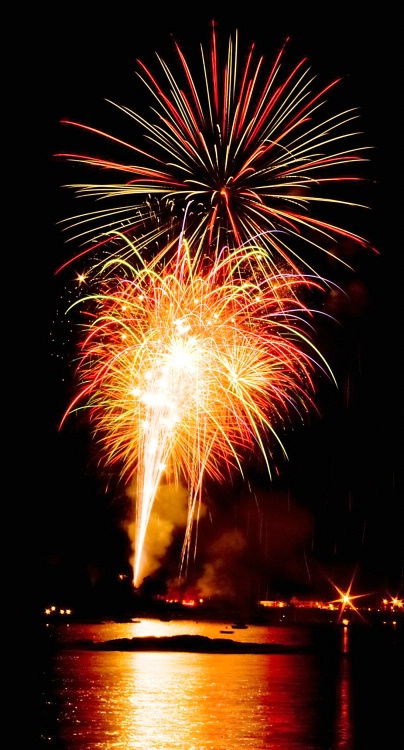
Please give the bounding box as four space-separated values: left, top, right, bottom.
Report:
41 619 402 749
53 650 339 749
126 651 270 748
333 626 353 749
333 652 353 750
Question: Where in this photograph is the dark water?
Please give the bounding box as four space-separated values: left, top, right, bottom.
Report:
33 618 403 749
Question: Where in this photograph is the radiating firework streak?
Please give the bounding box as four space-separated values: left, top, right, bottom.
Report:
56 22 374 276
60 232 336 586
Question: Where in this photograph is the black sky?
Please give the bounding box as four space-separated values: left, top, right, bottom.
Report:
32 6 403 613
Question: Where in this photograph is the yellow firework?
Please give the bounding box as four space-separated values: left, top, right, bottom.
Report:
61 233 335 585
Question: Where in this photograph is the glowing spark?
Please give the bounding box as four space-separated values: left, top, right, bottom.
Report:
383 594 403 610
328 572 372 622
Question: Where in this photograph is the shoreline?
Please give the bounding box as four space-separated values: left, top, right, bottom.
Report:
66 633 316 654
59 625 402 655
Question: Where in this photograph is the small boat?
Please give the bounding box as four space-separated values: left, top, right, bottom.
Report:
220 629 234 634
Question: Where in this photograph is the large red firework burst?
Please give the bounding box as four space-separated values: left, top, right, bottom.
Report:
56 22 374 276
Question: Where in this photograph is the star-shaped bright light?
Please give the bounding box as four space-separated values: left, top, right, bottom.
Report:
383 593 403 611
328 572 372 622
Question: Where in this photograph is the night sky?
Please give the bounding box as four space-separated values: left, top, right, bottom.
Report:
32 6 402 615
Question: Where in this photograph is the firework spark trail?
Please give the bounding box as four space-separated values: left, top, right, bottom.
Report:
56 22 375 277
60 232 336 586
54 24 375 587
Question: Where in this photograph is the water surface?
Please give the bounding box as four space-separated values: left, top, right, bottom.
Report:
35 618 402 749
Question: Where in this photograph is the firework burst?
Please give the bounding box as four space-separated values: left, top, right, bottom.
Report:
56 22 374 276
60 231 335 585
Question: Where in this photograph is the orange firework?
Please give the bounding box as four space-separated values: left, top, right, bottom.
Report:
56 22 375 276
60 232 335 585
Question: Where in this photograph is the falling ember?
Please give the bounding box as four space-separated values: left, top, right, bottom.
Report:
60 232 335 586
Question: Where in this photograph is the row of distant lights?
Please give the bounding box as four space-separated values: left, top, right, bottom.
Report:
260 598 403 612
44 606 72 617
44 597 402 619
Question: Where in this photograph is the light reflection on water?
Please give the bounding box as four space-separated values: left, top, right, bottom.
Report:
38 619 401 750
50 650 335 750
